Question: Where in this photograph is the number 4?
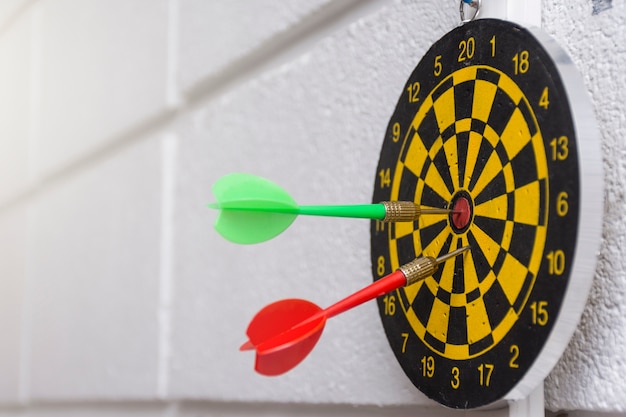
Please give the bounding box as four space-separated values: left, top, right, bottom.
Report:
539 87 549 109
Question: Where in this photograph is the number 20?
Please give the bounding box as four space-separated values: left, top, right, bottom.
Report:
458 37 475 62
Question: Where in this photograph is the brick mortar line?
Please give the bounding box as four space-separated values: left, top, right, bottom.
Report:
183 0 389 104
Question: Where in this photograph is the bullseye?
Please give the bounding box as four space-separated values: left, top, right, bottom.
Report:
449 191 473 233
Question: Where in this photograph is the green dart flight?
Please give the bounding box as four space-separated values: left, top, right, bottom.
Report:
208 173 451 244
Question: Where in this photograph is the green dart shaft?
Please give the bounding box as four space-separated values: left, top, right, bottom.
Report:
213 204 385 219
299 203 450 221
297 204 387 219
219 202 450 221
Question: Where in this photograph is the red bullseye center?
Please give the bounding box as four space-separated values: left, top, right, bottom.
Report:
452 197 471 230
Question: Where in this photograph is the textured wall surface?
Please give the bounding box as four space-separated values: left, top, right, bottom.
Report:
543 0 626 412
0 0 624 416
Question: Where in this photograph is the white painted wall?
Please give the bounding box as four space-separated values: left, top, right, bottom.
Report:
0 0 624 416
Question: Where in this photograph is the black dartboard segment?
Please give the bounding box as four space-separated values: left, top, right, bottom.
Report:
371 19 586 409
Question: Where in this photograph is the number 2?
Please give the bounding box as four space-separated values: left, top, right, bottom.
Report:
509 345 520 369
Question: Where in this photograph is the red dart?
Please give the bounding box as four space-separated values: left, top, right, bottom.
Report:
240 246 470 376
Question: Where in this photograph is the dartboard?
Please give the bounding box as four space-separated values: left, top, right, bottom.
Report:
371 19 603 409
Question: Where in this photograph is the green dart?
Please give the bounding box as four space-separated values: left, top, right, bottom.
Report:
208 173 451 244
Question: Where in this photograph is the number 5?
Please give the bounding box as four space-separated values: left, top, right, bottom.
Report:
434 55 442 76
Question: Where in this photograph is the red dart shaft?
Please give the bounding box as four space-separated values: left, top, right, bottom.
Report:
320 246 470 320
322 270 407 319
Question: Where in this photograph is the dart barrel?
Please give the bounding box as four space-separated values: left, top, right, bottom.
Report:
398 257 437 286
382 201 418 222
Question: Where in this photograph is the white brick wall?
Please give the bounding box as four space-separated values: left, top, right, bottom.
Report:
0 4 32 205
177 0 334 92
35 0 171 177
27 135 163 400
0 207 25 403
0 0 624 416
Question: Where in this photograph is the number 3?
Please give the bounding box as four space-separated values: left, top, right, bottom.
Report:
451 367 460 389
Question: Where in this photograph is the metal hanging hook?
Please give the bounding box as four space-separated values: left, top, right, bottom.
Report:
460 0 481 23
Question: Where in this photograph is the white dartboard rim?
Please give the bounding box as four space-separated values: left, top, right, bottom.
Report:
499 25 604 406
